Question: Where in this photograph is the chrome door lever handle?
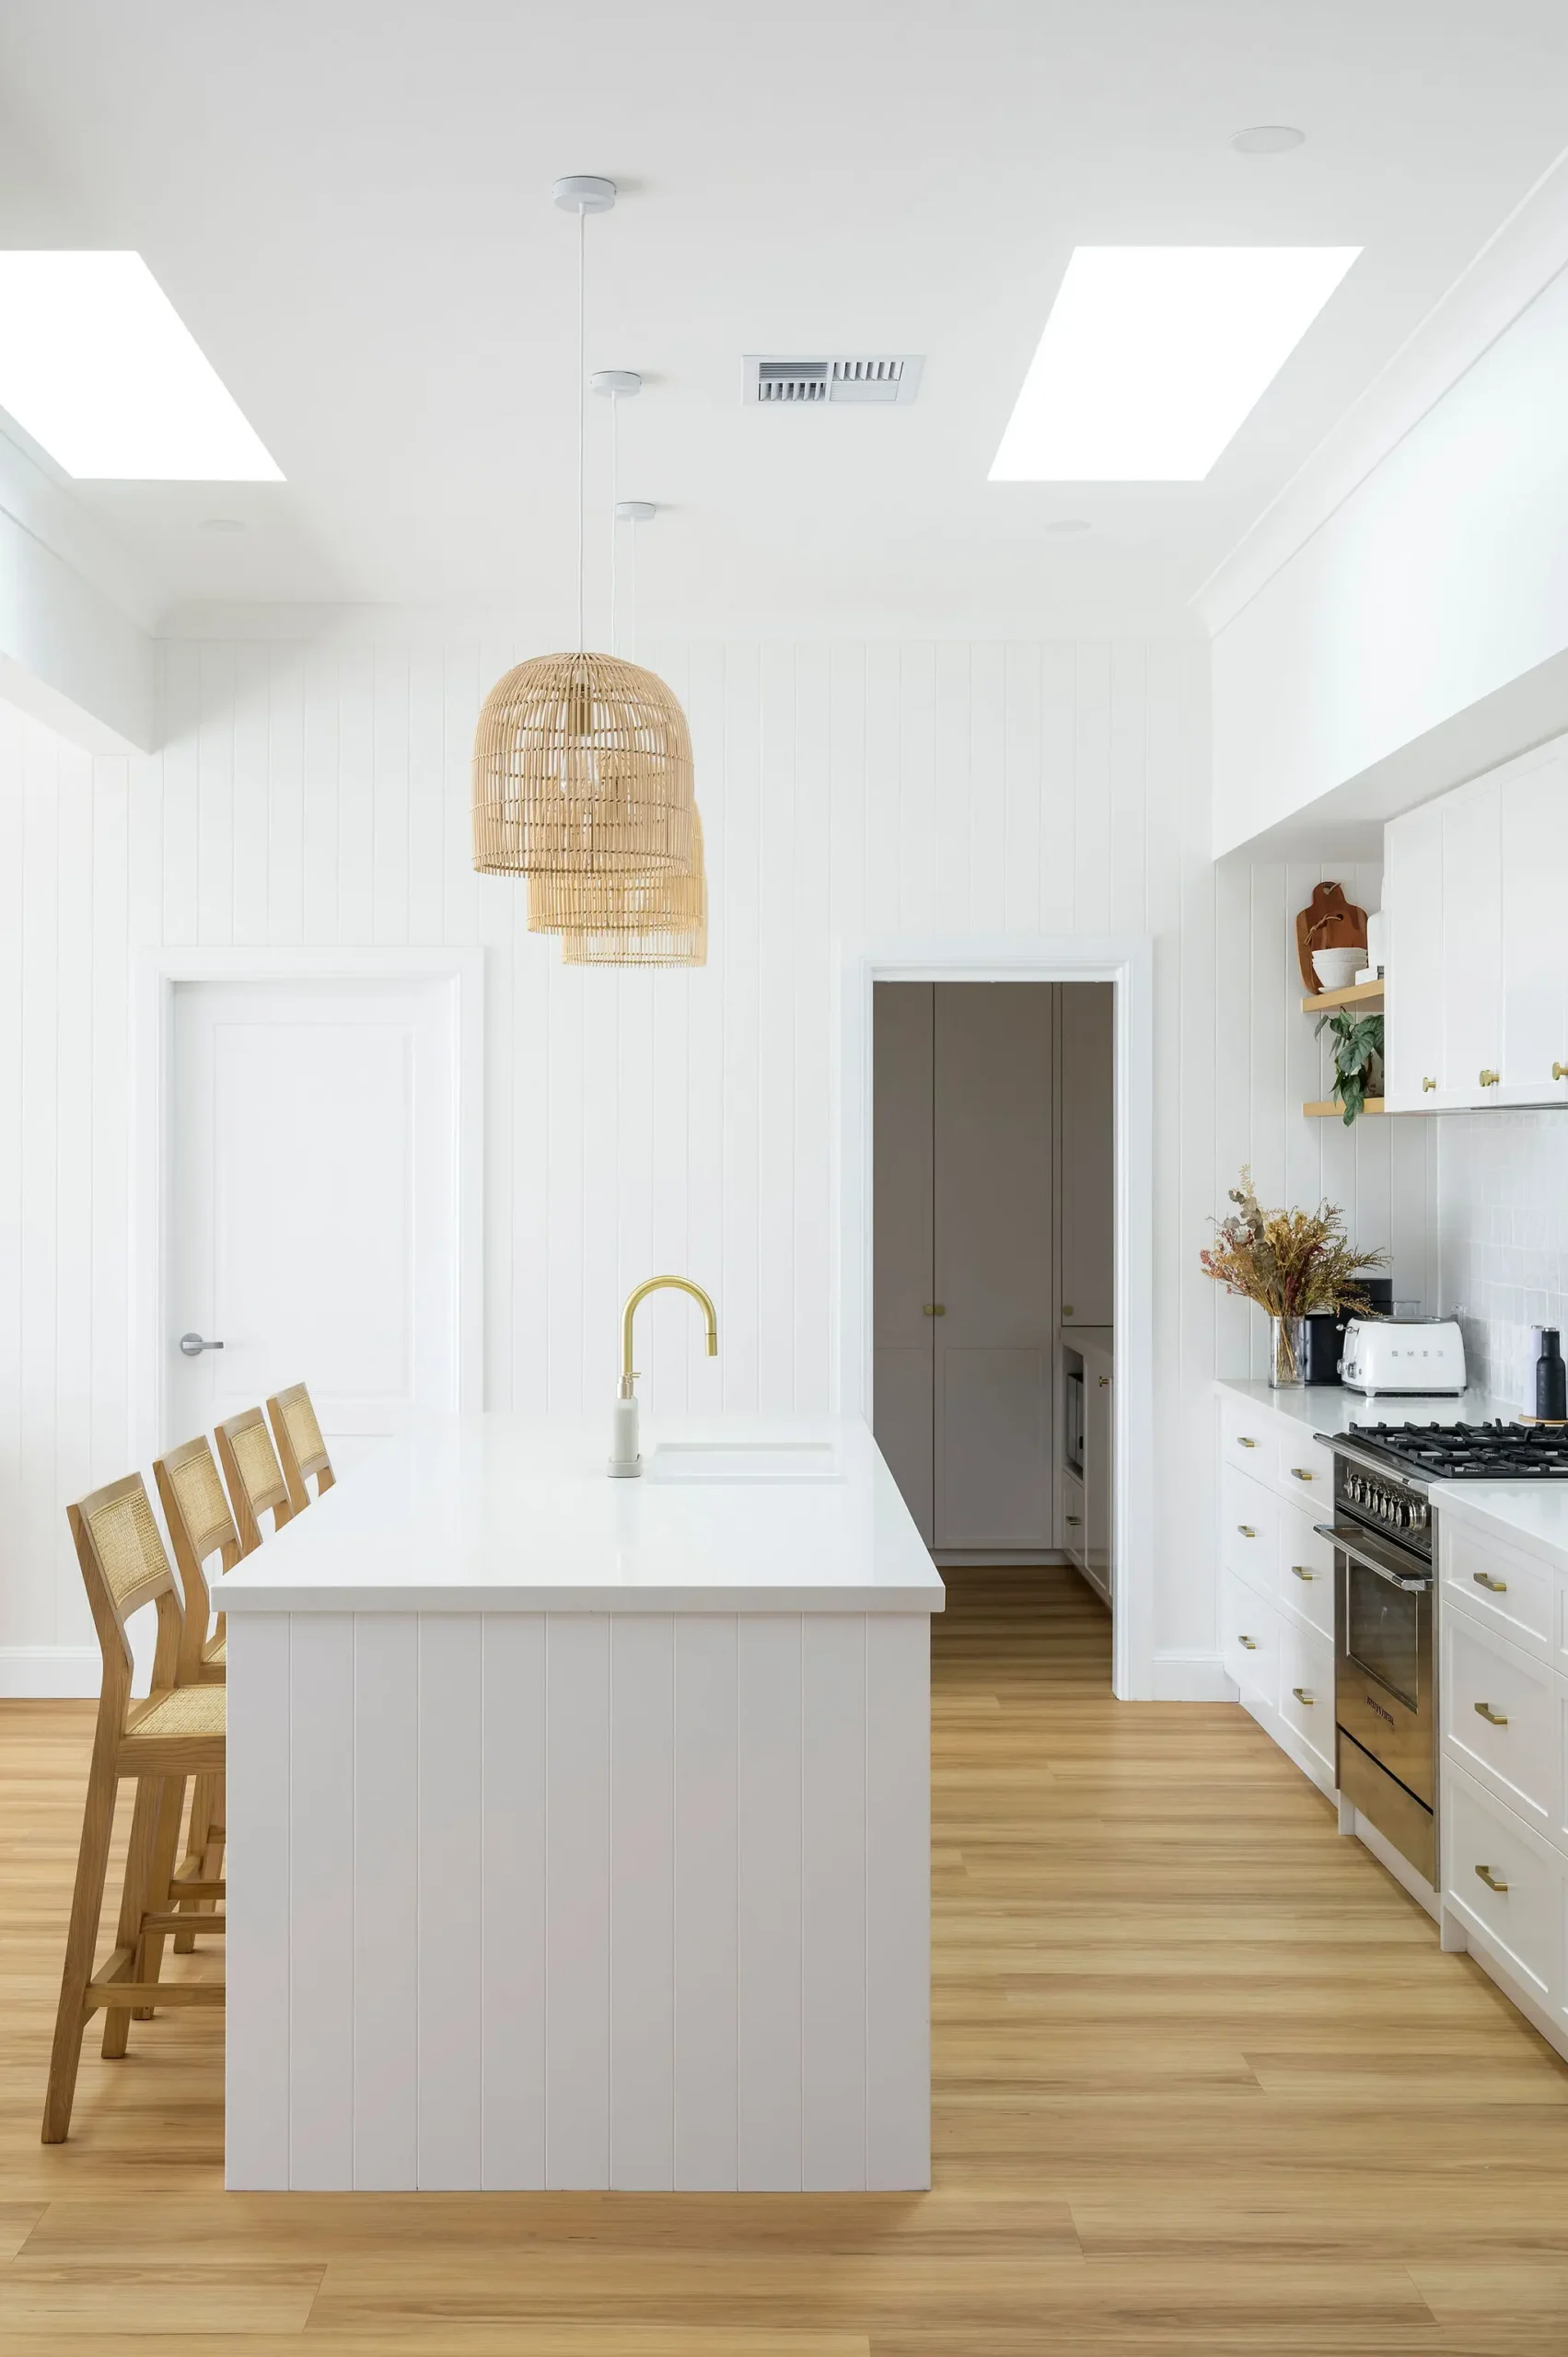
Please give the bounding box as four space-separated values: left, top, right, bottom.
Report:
179 1332 226 1356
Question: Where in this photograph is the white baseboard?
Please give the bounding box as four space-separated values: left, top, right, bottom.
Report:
1152 1648 1234 1702
0 1646 99 1699
933 1550 1072 1568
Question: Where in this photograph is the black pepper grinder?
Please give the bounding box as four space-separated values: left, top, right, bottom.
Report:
1536 1328 1567 1422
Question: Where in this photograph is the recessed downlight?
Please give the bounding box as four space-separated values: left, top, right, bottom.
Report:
1231 125 1306 154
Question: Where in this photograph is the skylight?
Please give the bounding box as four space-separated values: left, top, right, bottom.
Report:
0 251 283 480
990 246 1361 482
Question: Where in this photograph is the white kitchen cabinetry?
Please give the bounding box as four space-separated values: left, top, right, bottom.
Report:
1384 741 1568 1112
1064 1335 1113 1607
1438 1498 1568 2067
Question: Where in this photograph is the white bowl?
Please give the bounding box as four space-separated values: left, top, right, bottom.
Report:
1312 946 1362 991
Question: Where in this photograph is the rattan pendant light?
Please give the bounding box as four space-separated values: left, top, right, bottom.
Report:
471 176 694 881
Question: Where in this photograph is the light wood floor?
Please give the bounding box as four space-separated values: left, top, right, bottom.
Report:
5 1566 1568 2352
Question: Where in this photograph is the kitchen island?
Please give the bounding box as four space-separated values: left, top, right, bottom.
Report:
220 1412 943 2193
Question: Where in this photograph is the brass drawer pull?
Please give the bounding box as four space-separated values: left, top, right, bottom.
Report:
1237 1436 1258 1448
1422 1076 1437 1092
1480 1068 1500 1087
1065 1515 1082 1526
1290 1565 1317 1582
1474 1864 1508 1894
1290 1467 1315 1481
1237 1524 1257 1538
1291 1686 1314 1706
1474 1701 1509 1726
1555 1063 1568 1083
1472 1572 1508 1594
1237 1634 1258 1651
922 1303 946 1317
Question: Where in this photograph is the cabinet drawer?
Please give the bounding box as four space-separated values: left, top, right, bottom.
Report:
1221 1568 1279 1710
1274 1431 1334 1505
1062 1467 1086 1565
1442 1519 1552 1660
1220 1397 1273 1481
1276 1501 1335 1640
1442 1610 1558 1834
1221 1467 1276 1598
1278 1615 1334 1777
1443 1761 1560 2005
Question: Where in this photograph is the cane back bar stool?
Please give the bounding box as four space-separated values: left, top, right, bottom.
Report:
215 1405 296 1556
153 1434 238 1952
267 1381 336 1514
43 1473 225 2144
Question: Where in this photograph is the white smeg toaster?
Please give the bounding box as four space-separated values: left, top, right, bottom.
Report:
1341 1316 1467 1395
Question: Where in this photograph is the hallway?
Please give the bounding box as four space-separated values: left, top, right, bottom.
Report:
1 1568 1566 2349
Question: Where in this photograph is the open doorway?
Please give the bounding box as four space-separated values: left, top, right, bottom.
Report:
871 980 1115 1631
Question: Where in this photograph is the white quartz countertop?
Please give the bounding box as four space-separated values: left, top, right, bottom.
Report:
1216 1377 1521 1438
219 1412 946 1615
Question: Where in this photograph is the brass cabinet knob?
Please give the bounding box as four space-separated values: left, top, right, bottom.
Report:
1098 1374 1110 1387
1555 1062 1568 1082
1290 1565 1317 1582
1422 1076 1437 1092
1062 1304 1074 1318
922 1303 946 1317
1474 1864 1508 1893
1238 1634 1258 1651
1474 1701 1509 1726
1237 1525 1257 1538
1480 1068 1500 1087
1291 1686 1314 1706
1290 1468 1314 1481
1472 1571 1508 1594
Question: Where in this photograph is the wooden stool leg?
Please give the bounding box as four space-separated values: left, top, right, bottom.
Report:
172 1773 217 1954
100 1775 167 2059
129 1775 187 2020
41 1741 120 2143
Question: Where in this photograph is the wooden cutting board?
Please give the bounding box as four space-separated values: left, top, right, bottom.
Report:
1296 882 1369 993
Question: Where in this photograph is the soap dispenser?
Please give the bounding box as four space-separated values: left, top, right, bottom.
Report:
1536 1328 1567 1422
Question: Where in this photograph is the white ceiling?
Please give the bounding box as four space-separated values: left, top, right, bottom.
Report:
1 0 1566 636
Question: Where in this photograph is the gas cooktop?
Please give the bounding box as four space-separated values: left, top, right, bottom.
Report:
1338 1420 1568 1481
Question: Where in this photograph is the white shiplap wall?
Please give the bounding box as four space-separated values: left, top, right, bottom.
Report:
0 628 1434 1686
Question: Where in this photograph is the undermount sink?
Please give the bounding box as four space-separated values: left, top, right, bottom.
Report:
645 1440 842 1484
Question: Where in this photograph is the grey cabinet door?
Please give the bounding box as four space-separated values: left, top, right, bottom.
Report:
872 983 935 1543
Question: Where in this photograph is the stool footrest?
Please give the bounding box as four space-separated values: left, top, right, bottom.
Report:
86 1978 224 2014
169 1876 225 1899
140 1910 226 1934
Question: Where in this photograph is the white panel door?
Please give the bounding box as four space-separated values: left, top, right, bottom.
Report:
1058 982 1114 1329
872 984 935 1545
1384 802 1445 1110
1440 783 1503 1109
1500 749 1568 1104
167 977 459 1465
934 983 1054 1550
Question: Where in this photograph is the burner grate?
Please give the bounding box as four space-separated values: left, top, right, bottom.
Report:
1347 1420 1568 1478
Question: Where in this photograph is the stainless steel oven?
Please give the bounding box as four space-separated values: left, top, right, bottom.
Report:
1316 1440 1437 1885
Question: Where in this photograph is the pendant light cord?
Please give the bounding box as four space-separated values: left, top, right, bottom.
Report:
576 202 586 653
610 391 619 657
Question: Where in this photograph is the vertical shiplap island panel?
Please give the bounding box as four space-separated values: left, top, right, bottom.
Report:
222 1411 938 2192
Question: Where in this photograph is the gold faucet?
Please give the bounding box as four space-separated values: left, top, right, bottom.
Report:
620 1275 718 1398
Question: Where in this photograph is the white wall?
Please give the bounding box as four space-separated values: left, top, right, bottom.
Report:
1212 260 1568 854
1437 1111 1568 1409
0 627 1434 1691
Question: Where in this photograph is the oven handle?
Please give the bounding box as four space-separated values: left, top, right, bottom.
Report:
1313 1522 1432 1593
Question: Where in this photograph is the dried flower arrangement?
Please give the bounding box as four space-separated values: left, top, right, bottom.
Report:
1200 1168 1388 1383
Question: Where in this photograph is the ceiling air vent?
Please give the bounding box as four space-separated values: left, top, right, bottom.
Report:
745 355 923 407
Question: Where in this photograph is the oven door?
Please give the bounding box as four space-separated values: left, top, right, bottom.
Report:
1320 1521 1434 1807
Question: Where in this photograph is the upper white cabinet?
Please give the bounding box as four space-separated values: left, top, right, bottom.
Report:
1385 744 1568 1113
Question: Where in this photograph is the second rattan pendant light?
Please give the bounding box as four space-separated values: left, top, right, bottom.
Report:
470 177 694 883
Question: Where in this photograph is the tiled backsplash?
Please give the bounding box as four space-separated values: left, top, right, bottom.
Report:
1437 1110 1568 1408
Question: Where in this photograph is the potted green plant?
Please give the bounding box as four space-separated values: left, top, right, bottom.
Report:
1201 1168 1388 1385
1315 1007 1384 1125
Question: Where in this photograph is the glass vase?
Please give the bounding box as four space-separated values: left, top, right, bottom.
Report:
1269 1315 1306 1388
